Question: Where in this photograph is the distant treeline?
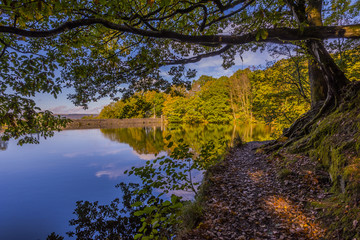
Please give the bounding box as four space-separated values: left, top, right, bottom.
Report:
97 46 360 133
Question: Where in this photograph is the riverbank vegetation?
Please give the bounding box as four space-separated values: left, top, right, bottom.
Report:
271 82 360 239
1 0 360 239
99 45 360 137
98 58 311 133
93 44 360 238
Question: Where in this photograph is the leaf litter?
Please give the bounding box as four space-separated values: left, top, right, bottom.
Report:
182 142 329 239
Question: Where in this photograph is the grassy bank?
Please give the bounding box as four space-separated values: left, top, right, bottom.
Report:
272 82 360 239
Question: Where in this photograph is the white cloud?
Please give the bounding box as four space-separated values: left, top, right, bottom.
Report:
48 105 105 114
184 49 273 79
159 70 170 78
240 50 272 66
132 151 166 161
49 105 69 113
95 169 125 179
197 56 223 68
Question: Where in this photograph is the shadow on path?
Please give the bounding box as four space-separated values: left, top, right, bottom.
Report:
184 142 326 239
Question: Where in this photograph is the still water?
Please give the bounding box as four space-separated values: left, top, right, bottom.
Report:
0 124 271 240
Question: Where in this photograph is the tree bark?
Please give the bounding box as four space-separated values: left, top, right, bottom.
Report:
308 59 327 107
306 40 350 105
305 0 349 107
306 0 328 107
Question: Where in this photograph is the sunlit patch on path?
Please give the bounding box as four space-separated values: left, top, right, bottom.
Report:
183 142 328 239
265 195 326 239
248 169 265 183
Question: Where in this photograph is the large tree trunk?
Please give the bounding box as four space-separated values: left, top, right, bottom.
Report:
306 0 328 107
308 61 327 107
305 0 349 107
279 0 351 142
306 40 350 106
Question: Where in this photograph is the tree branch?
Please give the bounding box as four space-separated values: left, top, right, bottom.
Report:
0 18 360 46
164 45 232 65
0 45 7 58
204 0 255 28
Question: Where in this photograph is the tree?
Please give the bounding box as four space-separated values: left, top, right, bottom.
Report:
198 76 232 123
250 59 310 135
143 91 166 117
1 0 360 142
228 69 252 121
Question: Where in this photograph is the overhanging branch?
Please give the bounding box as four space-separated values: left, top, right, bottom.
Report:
0 18 360 46
164 45 232 65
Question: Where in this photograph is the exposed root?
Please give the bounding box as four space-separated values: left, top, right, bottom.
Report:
301 94 336 133
285 100 324 139
262 102 324 153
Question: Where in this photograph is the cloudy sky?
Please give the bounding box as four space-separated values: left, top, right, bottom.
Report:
36 50 272 114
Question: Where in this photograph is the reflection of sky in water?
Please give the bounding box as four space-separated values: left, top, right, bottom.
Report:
94 151 167 179
164 169 204 201
132 150 167 161
0 124 271 240
0 129 150 240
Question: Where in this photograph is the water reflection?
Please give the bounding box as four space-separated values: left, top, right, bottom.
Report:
1 123 271 153
0 124 272 239
0 139 8 151
100 123 272 156
101 126 165 155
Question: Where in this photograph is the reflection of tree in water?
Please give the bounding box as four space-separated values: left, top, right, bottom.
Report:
0 139 8 151
166 123 271 153
101 127 165 155
164 124 234 156
235 123 272 142
100 124 272 156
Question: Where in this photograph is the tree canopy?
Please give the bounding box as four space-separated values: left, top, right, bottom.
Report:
1 0 360 142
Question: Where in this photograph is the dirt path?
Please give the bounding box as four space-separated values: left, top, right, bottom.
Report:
184 142 328 240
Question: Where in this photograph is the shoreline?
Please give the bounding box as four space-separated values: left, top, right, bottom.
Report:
63 118 165 130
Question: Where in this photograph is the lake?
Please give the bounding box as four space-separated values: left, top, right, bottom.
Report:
0 123 271 240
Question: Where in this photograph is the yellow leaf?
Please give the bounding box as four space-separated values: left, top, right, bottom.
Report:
147 0 155 5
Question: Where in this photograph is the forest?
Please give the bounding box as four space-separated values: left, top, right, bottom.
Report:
1 0 360 239
98 44 360 135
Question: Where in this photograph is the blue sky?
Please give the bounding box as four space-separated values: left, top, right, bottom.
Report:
36 50 272 114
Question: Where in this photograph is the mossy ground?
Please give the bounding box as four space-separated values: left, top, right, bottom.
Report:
179 83 360 239
273 82 360 239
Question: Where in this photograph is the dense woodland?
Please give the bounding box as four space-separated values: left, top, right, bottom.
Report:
98 45 360 135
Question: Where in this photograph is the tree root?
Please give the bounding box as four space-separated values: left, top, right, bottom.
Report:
263 95 333 153
284 100 324 138
261 81 360 154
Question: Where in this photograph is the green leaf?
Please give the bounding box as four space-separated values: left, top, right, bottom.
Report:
171 195 178 203
170 202 182 209
160 0 170 6
162 200 171 206
134 210 144 216
134 234 143 240
260 29 268 40
131 201 143 207
255 31 260 41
